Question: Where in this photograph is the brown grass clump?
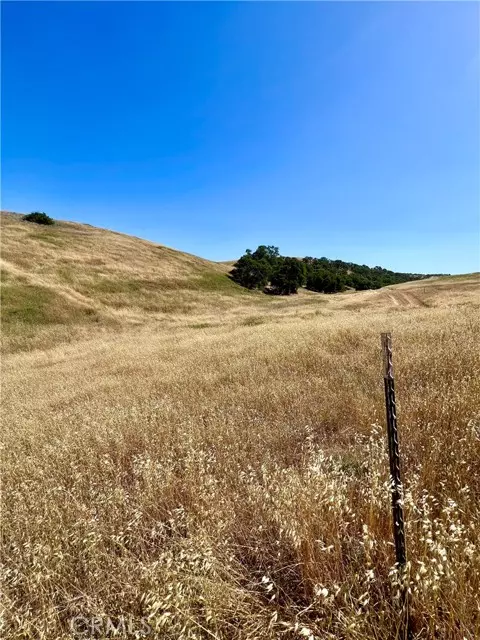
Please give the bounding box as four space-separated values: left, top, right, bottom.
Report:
1 214 479 639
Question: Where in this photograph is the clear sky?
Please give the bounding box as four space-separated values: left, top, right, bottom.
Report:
2 1 479 273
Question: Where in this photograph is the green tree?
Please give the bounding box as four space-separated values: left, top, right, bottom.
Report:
347 274 372 291
306 270 327 293
231 253 271 290
270 258 306 295
307 270 346 293
252 245 280 264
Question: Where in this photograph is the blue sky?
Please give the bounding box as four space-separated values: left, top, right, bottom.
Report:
2 1 479 273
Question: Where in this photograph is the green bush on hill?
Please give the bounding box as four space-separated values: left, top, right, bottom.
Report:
23 212 54 225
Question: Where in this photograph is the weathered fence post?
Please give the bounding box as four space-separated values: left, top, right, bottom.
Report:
381 333 411 639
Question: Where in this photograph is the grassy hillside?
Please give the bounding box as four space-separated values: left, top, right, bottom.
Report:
2 211 477 353
0 211 253 350
2 212 480 639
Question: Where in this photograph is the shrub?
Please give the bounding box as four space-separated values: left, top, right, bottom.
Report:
23 212 54 225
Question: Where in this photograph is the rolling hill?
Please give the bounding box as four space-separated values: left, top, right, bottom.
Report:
0 211 254 350
1 211 478 353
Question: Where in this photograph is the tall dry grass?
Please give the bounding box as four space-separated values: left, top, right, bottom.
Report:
2 276 479 639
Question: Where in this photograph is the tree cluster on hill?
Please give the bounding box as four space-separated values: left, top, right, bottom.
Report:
302 256 429 292
231 246 306 295
231 246 431 295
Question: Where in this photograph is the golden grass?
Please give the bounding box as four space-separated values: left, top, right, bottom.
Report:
1 211 255 352
1 214 480 639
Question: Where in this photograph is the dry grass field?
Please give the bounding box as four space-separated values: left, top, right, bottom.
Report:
1 212 480 639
